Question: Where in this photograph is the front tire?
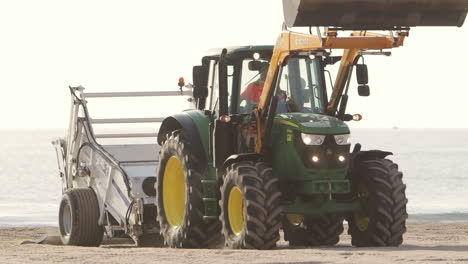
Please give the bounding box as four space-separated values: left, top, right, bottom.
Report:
348 158 408 247
155 131 221 248
220 161 282 249
58 188 104 246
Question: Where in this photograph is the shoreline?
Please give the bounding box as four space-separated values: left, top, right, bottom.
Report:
1 223 467 264
2 213 468 227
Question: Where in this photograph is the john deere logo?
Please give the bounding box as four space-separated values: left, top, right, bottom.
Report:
326 149 333 156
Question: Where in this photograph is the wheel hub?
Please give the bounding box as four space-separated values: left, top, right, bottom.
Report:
62 202 72 235
286 214 304 226
354 213 370 231
355 183 370 231
228 187 245 235
163 156 186 227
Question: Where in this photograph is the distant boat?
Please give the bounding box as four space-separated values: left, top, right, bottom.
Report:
392 126 399 130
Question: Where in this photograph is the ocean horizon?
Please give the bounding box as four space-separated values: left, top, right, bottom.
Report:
0 128 467 226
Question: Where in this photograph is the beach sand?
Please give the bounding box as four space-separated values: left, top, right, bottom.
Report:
1 223 467 264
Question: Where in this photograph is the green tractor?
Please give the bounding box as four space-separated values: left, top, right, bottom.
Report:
155 41 408 249
154 0 467 249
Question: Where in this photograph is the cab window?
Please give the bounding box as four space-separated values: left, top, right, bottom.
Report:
275 57 326 114
207 60 235 115
207 60 219 112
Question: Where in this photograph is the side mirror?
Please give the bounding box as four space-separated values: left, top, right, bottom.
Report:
358 85 370 96
356 64 368 85
343 114 362 122
192 65 208 99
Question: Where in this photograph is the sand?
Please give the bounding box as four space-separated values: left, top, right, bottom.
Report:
1 223 467 264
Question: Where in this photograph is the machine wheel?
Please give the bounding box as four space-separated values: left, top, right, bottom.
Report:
58 188 104 246
155 131 221 248
348 158 408 247
283 214 344 246
220 161 282 249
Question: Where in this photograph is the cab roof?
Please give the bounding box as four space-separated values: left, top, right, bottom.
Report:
204 45 274 60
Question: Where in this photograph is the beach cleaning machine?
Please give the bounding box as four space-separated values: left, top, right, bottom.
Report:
52 86 193 246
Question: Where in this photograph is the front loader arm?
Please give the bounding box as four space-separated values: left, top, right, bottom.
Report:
255 32 323 152
254 30 406 153
326 31 408 115
326 48 360 116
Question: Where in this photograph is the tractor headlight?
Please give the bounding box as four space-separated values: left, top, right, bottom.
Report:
301 133 326 145
334 134 351 145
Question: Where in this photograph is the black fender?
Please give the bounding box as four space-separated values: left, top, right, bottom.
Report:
350 143 393 165
157 114 207 168
222 153 265 172
349 148 393 185
353 150 393 162
350 149 393 171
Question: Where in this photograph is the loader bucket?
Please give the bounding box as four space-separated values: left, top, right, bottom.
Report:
283 0 468 29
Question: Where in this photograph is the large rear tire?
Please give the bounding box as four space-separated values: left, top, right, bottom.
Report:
283 214 344 246
58 188 104 246
220 161 282 249
348 158 408 247
155 131 221 248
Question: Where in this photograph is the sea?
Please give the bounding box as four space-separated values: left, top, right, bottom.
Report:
0 128 467 226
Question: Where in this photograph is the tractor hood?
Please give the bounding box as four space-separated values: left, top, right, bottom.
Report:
275 113 350 134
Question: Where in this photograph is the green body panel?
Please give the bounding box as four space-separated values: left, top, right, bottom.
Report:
282 198 365 216
299 179 350 194
180 110 211 158
180 109 363 217
270 113 360 215
179 110 218 218
275 113 350 134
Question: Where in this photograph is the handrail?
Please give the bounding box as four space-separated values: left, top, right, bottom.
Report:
95 133 158 138
68 86 133 197
91 118 165 124
82 90 192 98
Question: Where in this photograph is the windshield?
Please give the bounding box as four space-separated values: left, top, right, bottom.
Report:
275 57 327 114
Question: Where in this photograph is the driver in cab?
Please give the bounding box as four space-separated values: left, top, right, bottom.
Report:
240 61 269 103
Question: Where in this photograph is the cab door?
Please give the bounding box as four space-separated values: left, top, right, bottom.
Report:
208 53 235 169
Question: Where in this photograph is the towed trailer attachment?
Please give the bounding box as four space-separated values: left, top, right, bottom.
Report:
283 0 468 29
53 86 194 246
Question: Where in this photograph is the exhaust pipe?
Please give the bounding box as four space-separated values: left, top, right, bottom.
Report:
283 0 468 29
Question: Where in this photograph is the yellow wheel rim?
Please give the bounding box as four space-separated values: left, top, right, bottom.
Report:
355 213 370 232
286 214 304 226
228 187 245 235
163 156 186 227
355 183 370 231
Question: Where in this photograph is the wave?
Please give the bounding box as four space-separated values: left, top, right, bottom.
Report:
408 212 468 222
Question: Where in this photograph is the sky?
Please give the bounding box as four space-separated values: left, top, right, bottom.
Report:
0 0 467 129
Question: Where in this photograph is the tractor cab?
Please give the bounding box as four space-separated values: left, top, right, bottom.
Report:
193 47 333 116
192 46 351 153
192 46 274 116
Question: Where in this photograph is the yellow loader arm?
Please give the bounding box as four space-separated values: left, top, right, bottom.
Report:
253 0 467 153
254 30 407 152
